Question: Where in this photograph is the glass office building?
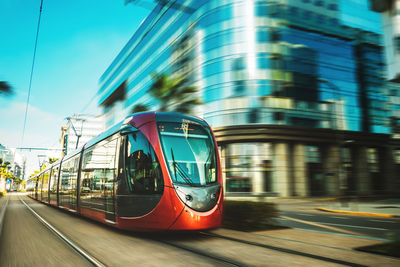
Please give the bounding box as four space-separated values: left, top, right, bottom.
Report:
99 0 400 197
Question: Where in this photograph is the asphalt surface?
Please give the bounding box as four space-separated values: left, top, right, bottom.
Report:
1 193 400 266
277 210 400 240
273 199 400 241
1 193 219 266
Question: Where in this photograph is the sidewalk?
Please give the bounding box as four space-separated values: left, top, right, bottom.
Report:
211 227 400 266
0 194 8 236
263 196 400 218
317 198 400 218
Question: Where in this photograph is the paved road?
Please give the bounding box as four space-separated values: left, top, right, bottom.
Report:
1 193 400 266
1 193 220 266
276 208 400 240
0 194 91 266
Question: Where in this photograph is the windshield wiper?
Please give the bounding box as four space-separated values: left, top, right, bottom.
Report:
171 148 177 181
170 148 193 185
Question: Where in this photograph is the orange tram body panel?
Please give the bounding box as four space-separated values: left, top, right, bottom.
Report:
27 112 223 231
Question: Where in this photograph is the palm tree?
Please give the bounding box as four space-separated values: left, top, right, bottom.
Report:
0 81 13 96
49 158 59 164
148 73 201 114
131 103 149 114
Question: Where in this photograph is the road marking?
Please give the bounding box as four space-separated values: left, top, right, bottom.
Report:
281 215 365 236
289 228 390 242
315 221 386 231
330 216 349 219
369 219 397 224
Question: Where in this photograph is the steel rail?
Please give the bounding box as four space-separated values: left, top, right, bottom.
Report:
199 231 367 267
19 197 105 267
154 238 243 267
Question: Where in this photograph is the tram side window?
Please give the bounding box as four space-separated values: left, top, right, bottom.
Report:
125 132 163 195
60 162 70 196
49 167 59 202
80 136 118 204
59 155 79 209
42 170 50 200
37 174 43 199
35 175 40 198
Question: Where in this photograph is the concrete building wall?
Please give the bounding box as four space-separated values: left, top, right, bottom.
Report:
354 146 371 195
322 145 341 196
292 143 308 196
273 143 290 197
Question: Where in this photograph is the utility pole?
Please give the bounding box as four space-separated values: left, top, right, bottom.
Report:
65 116 86 150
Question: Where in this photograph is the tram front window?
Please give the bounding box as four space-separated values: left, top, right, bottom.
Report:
158 121 217 186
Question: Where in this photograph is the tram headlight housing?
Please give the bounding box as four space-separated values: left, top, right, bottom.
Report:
174 184 221 212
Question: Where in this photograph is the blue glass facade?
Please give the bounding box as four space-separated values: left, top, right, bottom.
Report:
99 0 389 134
98 0 399 196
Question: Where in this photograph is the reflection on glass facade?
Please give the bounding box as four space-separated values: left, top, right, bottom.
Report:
225 143 272 193
99 0 390 134
99 0 400 196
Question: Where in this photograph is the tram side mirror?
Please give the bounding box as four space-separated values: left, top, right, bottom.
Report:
120 125 137 135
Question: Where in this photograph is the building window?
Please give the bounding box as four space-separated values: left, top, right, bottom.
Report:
394 150 400 164
315 0 324 7
270 29 280 42
367 148 379 172
233 80 246 95
303 10 312 20
330 18 338 25
232 57 246 71
248 108 259 123
256 30 269 42
306 146 321 163
257 57 269 69
317 15 325 24
328 4 337 11
255 5 268 17
394 36 400 53
289 6 298 16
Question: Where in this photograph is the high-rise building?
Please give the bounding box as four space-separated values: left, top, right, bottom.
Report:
98 0 400 197
0 144 26 190
370 0 400 83
370 0 400 139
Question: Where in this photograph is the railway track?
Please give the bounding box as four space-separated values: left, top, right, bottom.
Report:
142 230 370 267
19 196 105 267
3 194 395 266
197 231 367 267
0 194 103 266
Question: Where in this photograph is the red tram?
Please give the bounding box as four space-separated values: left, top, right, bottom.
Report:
28 112 223 231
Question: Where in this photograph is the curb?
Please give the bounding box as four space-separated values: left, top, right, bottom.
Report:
316 207 399 218
0 195 9 237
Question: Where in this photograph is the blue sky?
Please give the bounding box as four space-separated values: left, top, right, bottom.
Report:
0 0 150 150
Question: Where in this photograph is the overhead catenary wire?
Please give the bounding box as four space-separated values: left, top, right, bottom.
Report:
21 0 44 147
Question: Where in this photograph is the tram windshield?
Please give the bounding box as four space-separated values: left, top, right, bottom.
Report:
158 120 217 186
